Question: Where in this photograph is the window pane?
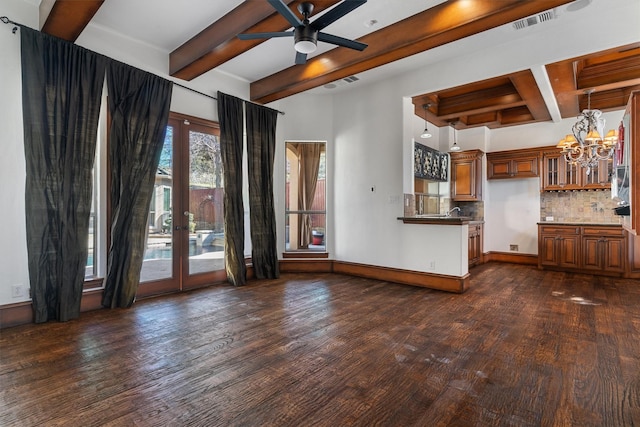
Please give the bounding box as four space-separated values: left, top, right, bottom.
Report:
140 125 174 282
188 129 225 275
285 142 326 251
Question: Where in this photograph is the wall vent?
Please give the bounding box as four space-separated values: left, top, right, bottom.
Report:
324 75 360 89
512 9 557 30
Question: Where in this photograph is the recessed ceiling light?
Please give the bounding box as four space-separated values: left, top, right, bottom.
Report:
324 83 337 89
566 0 592 12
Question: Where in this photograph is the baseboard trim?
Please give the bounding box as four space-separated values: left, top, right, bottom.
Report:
0 288 104 329
484 251 538 265
279 259 334 273
333 261 470 293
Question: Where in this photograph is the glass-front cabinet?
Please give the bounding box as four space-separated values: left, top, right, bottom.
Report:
541 149 612 191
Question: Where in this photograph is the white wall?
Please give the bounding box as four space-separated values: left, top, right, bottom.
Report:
0 1 36 304
269 94 335 256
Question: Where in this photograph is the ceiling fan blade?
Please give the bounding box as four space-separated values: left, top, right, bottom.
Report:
268 0 303 28
238 31 294 40
311 0 367 31
295 51 308 65
317 32 367 51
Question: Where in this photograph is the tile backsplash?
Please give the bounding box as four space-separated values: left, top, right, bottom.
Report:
540 190 621 224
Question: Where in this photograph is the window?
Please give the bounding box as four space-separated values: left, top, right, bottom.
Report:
85 166 97 279
285 141 326 251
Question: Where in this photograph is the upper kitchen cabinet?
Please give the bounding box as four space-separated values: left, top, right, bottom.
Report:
541 147 613 191
450 149 483 201
486 149 539 180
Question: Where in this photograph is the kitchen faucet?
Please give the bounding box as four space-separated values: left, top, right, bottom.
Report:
446 206 461 217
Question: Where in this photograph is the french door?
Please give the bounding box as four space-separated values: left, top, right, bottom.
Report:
137 112 226 296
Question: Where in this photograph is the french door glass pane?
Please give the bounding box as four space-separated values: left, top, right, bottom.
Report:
188 129 224 275
140 126 174 282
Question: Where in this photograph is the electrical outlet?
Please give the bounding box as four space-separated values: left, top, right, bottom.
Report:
11 284 22 298
510 244 519 251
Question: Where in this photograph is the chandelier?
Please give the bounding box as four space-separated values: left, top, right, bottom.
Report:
556 89 618 175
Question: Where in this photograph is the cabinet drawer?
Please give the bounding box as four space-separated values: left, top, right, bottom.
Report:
582 226 624 237
539 225 580 235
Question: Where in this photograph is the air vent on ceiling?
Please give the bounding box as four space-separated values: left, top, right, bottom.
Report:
512 9 557 30
323 75 360 89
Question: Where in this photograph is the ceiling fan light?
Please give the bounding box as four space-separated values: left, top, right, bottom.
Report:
295 40 317 54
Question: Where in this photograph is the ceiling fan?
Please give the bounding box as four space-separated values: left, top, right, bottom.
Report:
237 0 368 65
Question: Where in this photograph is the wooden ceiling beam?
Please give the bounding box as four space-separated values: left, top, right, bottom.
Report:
169 0 341 80
41 0 104 42
437 84 521 116
509 70 551 122
435 100 526 122
546 60 580 118
250 0 575 104
465 111 499 127
499 106 535 127
577 55 640 89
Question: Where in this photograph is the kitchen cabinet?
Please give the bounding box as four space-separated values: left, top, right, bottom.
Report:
538 224 626 276
541 148 612 191
468 223 483 267
581 226 626 274
487 149 539 179
450 150 483 201
538 225 581 269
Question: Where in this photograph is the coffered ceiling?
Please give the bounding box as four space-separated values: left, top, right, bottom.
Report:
412 43 640 130
34 0 640 130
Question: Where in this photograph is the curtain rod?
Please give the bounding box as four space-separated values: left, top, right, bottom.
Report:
1 15 285 116
172 82 285 115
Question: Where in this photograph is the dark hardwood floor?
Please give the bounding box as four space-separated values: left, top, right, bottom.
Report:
1 262 639 426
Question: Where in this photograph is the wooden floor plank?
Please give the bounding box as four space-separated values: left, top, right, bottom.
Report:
1 264 640 426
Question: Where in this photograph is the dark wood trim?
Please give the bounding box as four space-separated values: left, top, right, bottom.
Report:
484 251 538 266
282 252 329 259
41 0 105 42
0 301 32 329
83 277 104 289
280 259 334 273
333 261 470 294
0 288 104 329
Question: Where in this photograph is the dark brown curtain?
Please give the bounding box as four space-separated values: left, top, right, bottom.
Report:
20 26 108 323
217 92 246 286
298 144 321 249
102 62 172 308
246 102 279 279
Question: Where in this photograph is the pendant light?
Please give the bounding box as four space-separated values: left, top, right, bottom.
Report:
450 121 461 152
420 104 432 139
